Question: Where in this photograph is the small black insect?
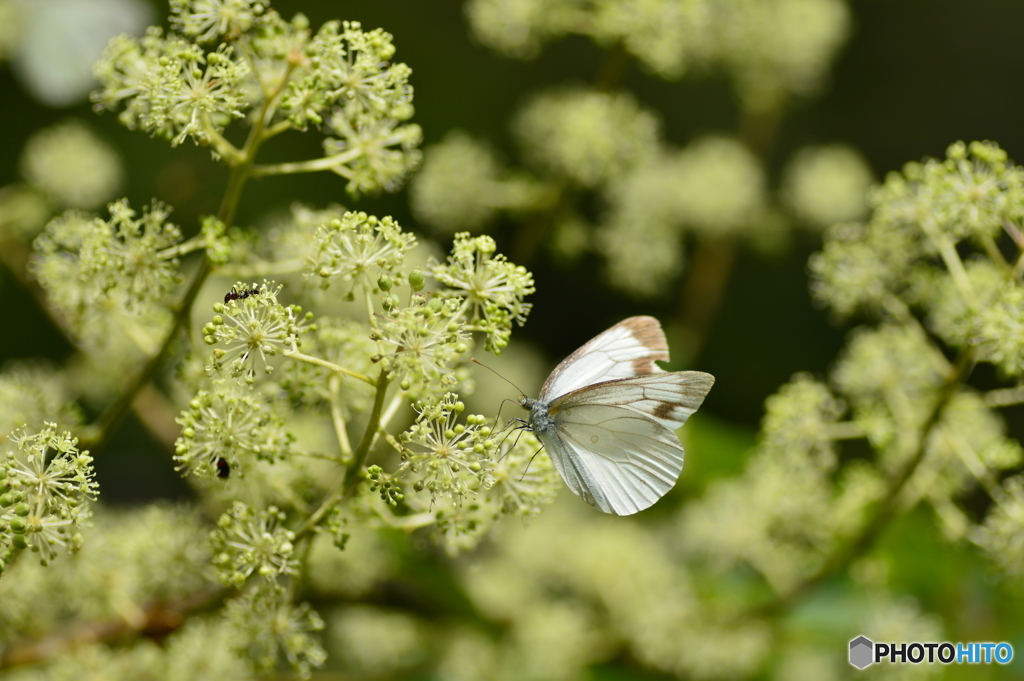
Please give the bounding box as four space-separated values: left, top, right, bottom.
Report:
216 457 231 479
223 286 261 304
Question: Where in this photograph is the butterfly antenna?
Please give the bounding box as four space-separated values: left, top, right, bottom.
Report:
473 358 532 433
471 358 527 397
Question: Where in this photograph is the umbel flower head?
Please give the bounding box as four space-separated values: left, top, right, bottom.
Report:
93 1 422 196
203 280 313 384
0 424 98 570
92 27 250 146
174 383 294 479
209 501 298 588
227 584 326 679
396 393 495 504
307 211 417 294
375 294 470 395
31 199 183 337
432 233 535 353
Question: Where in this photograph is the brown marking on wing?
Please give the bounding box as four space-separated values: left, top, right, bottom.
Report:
620 316 669 374
652 400 677 421
539 316 672 400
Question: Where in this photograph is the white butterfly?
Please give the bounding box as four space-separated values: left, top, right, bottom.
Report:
521 316 714 515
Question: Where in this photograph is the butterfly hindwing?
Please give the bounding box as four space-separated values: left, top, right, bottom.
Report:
539 316 670 402
554 371 715 432
541 402 684 515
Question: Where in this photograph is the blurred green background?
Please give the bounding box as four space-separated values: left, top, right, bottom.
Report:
3 1 1024 678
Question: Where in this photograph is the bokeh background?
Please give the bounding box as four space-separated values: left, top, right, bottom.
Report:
3 0 1024 679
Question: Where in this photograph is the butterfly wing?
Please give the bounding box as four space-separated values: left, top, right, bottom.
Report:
539 316 670 402
540 371 714 515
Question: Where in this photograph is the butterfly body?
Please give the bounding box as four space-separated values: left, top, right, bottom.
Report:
522 316 714 515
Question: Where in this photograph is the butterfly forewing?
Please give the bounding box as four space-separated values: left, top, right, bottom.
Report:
540 316 669 402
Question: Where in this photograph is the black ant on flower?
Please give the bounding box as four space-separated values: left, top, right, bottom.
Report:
223 286 261 304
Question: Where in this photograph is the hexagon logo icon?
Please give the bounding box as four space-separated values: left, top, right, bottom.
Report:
849 636 874 669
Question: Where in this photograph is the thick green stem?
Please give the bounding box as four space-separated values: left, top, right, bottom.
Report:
82 82 278 450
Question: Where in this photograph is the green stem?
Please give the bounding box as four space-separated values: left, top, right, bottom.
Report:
328 375 353 459
283 347 375 385
293 368 392 540
922 217 977 307
251 149 361 177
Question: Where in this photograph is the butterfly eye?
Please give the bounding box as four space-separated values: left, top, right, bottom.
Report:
216 457 231 478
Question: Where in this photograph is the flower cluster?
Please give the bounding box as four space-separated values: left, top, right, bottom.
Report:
513 88 659 188
169 0 264 44
306 212 417 295
395 394 494 504
340 397 560 559
431 233 535 352
31 199 182 338
0 424 98 571
376 295 469 394
227 585 326 679
93 0 421 194
0 504 215 652
410 132 544 233
174 385 294 479
209 502 298 587
287 20 413 127
19 119 123 210
203 281 313 383
466 0 850 109
92 27 249 146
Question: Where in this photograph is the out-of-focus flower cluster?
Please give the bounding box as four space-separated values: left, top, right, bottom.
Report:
92 0 421 193
0 424 97 571
412 81 872 297
31 199 181 346
465 0 849 111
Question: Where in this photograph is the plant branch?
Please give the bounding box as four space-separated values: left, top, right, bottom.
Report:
251 149 362 177
283 347 375 385
742 348 974 620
